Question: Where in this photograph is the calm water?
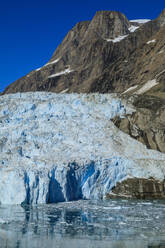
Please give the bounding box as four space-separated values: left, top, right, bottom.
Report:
0 199 165 248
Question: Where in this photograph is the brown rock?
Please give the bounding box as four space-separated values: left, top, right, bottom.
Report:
107 178 165 199
112 95 165 153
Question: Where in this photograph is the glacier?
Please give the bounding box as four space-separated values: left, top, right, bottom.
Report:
0 92 165 205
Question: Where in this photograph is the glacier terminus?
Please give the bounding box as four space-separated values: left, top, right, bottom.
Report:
0 92 165 205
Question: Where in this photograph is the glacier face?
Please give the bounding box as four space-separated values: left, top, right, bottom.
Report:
0 92 165 205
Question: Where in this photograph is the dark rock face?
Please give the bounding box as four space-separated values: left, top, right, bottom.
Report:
3 9 165 95
107 178 165 199
112 95 165 153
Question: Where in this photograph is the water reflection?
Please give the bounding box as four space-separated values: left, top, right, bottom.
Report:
0 199 165 248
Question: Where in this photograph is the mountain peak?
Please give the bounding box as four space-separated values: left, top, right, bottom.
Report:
87 10 130 39
3 9 165 96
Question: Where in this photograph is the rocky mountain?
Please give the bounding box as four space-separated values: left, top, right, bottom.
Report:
3 9 165 95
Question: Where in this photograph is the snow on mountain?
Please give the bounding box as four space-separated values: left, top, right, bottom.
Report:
130 19 151 24
48 67 73 78
128 25 139 33
106 24 140 43
0 92 165 205
106 35 128 43
136 79 158 94
35 58 60 71
122 85 138 94
147 39 156 44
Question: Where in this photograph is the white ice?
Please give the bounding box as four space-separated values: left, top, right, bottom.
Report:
0 218 8 224
0 92 165 205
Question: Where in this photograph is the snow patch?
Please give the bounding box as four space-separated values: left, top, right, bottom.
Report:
136 79 158 94
130 19 151 24
106 35 128 43
60 88 69 93
158 50 164 54
122 85 138 94
128 26 139 33
45 58 60 66
48 68 73 78
147 39 156 44
35 58 60 72
35 67 42 71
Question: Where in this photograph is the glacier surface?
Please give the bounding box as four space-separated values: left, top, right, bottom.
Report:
0 92 165 205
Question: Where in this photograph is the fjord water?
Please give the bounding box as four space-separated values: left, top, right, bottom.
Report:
0 199 165 248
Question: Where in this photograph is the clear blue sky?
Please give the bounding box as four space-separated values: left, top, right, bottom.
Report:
0 0 165 92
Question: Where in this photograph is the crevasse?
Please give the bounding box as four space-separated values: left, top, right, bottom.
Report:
0 92 165 205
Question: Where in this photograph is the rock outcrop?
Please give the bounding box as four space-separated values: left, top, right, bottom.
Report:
108 178 165 199
112 94 165 153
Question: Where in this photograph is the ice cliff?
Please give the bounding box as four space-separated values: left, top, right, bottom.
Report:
0 92 165 205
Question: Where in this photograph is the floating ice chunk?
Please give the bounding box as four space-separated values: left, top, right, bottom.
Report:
130 19 151 24
136 79 158 94
128 25 139 32
0 218 8 224
147 39 156 44
48 68 73 78
106 35 128 43
122 85 138 94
